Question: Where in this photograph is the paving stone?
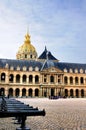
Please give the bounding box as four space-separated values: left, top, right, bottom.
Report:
0 98 86 130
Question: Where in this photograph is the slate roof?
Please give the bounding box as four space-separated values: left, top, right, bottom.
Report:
38 46 58 61
0 58 43 71
40 60 86 73
0 58 86 73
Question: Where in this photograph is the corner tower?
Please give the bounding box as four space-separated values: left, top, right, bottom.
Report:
16 32 38 60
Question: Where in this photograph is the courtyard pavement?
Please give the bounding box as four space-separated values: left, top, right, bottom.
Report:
0 98 86 130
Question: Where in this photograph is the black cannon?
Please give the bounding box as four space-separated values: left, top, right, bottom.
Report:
0 97 46 130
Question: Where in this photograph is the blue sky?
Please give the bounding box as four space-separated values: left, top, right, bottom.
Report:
0 0 86 63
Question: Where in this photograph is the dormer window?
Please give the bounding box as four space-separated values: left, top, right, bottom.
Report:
23 66 27 71
5 63 9 69
64 68 67 73
17 66 20 71
35 67 39 71
69 68 73 73
80 69 83 73
29 66 33 71
75 69 78 73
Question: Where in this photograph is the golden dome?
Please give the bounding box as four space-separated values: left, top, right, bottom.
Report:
16 33 37 60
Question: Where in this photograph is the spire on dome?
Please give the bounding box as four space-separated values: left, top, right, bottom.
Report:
24 32 31 44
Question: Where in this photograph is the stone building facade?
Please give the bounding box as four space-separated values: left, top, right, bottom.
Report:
0 32 86 98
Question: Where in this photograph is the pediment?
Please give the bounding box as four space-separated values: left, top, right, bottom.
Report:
43 67 63 73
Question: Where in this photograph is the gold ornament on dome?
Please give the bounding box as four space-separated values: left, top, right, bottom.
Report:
16 32 37 60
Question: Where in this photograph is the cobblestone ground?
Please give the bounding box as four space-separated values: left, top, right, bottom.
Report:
0 98 86 130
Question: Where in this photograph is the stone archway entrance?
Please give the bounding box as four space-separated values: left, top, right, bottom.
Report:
0 88 5 96
15 88 20 97
51 88 54 96
9 88 13 97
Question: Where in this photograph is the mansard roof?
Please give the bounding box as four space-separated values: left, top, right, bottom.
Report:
0 58 43 71
0 58 86 73
40 60 86 73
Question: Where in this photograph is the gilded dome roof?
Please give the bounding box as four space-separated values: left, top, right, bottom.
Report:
16 33 37 60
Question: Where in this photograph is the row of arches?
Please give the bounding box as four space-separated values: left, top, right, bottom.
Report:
64 89 85 98
1 73 39 83
0 73 61 84
0 88 39 97
64 76 85 85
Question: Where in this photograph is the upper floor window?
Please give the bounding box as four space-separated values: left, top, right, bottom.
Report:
9 74 14 83
50 75 54 83
16 74 20 83
1 73 6 82
64 76 68 84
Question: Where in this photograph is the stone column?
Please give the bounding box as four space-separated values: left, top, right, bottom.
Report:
27 77 29 84
14 75 16 83
54 88 57 96
13 89 15 97
54 75 57 84
26 89 28 97
20 89 22 97
39 87 43 97
33 76 35 84
6 74 9 83
33 89 35 97
68 77 70 85
73 89 76 97
78 77 80 85
84 89 86 97
5 88 8 97
73 77 75 85
20 75 22 84
48 75 50 84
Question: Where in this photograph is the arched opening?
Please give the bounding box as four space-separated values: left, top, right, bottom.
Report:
0 88 5 96
22 88 26 97
51 88 54 96
75 89 79 98
35 89 39 96
15 88 20 97
64 76 68 84
22 75 27 83
35 75 39 84
9 74 14 83
9 88 13 97
70 89 74 97
70 77 73 84
80 77 84 84
50 76 54 83
28 88 33 97
29 75 33 83
75 77 78 84
81 89 84 97
64 89 68 97
1 73 6 82
16 74 20 83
